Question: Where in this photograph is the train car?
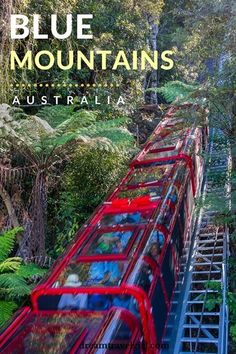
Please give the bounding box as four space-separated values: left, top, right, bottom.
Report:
0 105 208 354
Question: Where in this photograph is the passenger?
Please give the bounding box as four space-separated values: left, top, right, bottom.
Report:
167 186 178 204
150 230 165 248
138 264 153 292
126 212 141 224
88 261 121 285
57 274 88 310
115 213 128 224
106 261 122 284
88 262 110 285
95 234 113 254
97 233 120 254
148 242 161 262
98 231 132 253
158 206 173 227
164 208 173 226
88 294 111 310
114 230 132 251
100 214 114 226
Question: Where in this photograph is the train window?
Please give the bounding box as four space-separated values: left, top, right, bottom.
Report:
161 244 176 301
144 230 165 263
126 165 172 185
172 218 183 266
156 204 174 229
23 324 84 353
151 130 185 150
55 261 128 289
36 292 140 319
186 183 194 216
182 137 196 157
179 198 186 234
87 230 133 255
94 318 134 354
128 229 144 258
1 313 105 354
166 184 178 204
127 259 154 294
151 279 168 343
137 160 175 169
99 211 151 227
172 163 186 185
143 150 178 160
117 186 163 200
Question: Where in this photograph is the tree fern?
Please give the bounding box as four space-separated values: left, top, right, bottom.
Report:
37 105 75 128
76 118 134 150
0 227 23 261
57 109 98 132
147 80 200 103
0 229 47 327
0 273 31 297
0 257 21 273
0 301 18 327
38 106 98 130
16 263 46 278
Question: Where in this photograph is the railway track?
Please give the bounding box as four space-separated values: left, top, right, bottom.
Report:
162 128 230 354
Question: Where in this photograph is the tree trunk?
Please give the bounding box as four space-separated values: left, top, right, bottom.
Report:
231 97 236 172
29 171 47 257
0 182 19 229
145 15 159 104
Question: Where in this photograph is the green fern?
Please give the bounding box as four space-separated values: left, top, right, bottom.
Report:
0 273 31 297
0 301 18 327
37 105 75 128
0 229 47 328
16 263 46 278
0 227 23 262
38 106 98 130
0 257 21 273
147 80 200 103
57 109 98 132
75 117 134 149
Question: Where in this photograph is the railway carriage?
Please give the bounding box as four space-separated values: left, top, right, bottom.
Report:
0 104 208 354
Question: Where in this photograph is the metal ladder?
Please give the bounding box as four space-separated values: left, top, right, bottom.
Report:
162 129 230 354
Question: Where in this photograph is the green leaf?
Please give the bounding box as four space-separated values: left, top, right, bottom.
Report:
0 257 21 273
0 301 18 327
0 273 31 297
16 264 47 278
146 80 200 103
0 228 23 262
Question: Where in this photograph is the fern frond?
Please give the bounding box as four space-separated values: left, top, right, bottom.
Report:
0 257 21 273
0 274 31 297
0 228 23 262
16 263 47 278
147 80 200 103
0 301 18 327
38 106 98 130
76 122 134 150
37 105 75 128
88 137 117 153
57 109 98 132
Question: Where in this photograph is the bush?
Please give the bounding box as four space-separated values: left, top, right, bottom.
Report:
49 145 128 256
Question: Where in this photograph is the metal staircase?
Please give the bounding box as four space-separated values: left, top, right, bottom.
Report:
162 129 230 354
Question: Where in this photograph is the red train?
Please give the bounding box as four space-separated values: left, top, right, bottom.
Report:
0 104 208 354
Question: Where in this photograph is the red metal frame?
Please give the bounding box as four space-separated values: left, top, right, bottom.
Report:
31 285 158 353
